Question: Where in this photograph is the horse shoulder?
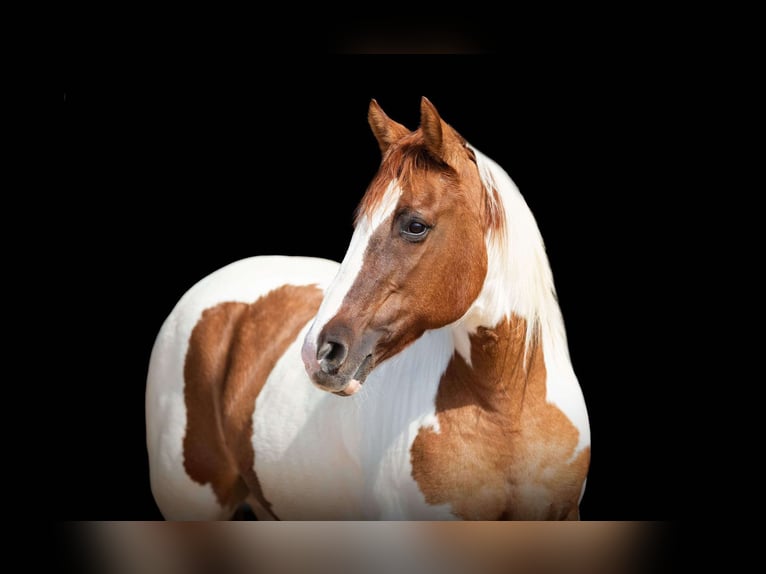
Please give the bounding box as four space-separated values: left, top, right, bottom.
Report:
410 318 589 520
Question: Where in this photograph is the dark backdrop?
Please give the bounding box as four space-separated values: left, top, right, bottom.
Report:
62 53 685 521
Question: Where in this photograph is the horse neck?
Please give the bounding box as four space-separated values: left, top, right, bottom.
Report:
453 314 548 414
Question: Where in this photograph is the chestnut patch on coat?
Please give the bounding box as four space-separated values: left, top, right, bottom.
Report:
183 284 324 516
410 315 590 520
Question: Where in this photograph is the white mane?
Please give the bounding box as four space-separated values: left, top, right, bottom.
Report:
456 145 571 365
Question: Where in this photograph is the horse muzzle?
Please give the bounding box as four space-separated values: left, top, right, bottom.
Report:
301 324 379 396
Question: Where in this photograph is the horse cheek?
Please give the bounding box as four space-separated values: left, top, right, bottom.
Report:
453 238 487 318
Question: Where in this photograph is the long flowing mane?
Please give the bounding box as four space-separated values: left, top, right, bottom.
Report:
471 145 570 360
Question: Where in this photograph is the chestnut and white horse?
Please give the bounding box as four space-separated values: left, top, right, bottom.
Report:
146 97 590 520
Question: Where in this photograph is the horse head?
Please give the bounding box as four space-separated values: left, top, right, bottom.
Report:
301 97 501 396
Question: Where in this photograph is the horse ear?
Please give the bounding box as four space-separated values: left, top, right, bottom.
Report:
419 96 464 166
368 99 410 155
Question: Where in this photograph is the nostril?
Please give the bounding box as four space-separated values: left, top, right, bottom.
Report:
317 340 347 374
317 342 333 362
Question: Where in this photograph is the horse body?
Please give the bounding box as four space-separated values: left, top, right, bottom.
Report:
146 98 590 520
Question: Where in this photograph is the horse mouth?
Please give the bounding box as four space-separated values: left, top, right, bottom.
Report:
333 354 374 397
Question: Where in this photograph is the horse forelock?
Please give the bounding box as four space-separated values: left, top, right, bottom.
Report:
355 138 446 227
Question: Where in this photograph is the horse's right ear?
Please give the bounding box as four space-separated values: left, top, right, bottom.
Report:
368 99 410 155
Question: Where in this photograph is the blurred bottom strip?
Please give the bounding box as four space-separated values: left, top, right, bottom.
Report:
63 520 675 574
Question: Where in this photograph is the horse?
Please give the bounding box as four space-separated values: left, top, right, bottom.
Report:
145 97 591 520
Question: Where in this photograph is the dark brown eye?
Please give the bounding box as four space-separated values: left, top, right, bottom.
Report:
400 217 431 242
407 221 426 235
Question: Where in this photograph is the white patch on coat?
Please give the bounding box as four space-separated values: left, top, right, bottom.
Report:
253 325 457 520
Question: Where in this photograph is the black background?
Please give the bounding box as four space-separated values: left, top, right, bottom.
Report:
63 33 689 522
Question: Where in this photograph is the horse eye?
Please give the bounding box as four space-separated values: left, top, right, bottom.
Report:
400 218 430 242
408 221 427 235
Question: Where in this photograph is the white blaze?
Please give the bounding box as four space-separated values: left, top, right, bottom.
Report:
304 180 402 348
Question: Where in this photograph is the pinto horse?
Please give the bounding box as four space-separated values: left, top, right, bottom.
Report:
146 97 590 520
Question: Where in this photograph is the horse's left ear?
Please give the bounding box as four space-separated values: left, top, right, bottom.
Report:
369 99 410 155
420 96 465 166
